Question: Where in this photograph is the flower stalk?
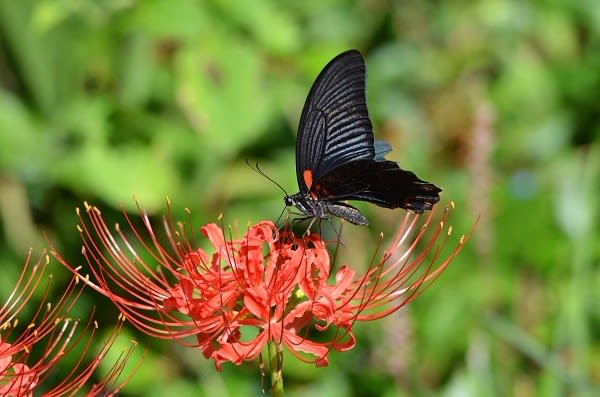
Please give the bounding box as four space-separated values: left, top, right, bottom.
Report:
268 341 284 397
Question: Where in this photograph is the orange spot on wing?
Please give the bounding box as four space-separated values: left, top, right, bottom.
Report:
303 169 313 189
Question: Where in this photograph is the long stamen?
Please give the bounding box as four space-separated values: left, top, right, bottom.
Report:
50 199 471 372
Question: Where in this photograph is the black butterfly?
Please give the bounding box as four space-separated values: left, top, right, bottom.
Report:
284 50 442 226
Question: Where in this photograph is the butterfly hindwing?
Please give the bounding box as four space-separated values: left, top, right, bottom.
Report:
313 159 442 213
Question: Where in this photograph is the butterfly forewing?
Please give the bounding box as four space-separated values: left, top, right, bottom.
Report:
296 50 374 190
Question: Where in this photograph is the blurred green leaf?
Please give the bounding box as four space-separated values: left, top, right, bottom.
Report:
0 92 38 172
210 0 301 55
53 143 180 211
175 38 272 158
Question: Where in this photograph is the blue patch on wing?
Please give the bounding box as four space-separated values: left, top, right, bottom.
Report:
374 140 392 161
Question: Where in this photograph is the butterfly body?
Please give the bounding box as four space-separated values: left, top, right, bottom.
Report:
286 50 441 226
284 193 368 225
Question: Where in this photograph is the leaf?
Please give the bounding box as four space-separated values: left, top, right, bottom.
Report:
175 37 273 158
52 143 180 212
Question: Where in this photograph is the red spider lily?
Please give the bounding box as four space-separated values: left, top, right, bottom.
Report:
50 200 471 373
0 250 141 396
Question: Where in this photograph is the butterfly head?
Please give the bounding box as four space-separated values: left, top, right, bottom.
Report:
284 192 309 212
284 192 323 220
283 194 295 207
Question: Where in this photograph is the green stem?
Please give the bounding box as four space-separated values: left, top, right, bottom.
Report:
268 341 284 397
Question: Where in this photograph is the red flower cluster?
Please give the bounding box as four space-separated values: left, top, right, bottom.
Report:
52 201 468 372
0 250 139 396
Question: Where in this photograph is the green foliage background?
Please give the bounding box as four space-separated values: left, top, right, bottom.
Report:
1 0 599 396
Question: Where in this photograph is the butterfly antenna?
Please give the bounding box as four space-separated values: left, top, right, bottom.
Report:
245 159 292 229
274 205 287 227
245 159 289 196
